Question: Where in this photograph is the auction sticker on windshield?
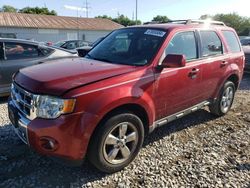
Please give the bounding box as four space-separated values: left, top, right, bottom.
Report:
144 29 166 37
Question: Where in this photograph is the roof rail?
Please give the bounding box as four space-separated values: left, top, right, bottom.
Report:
168 19 226 26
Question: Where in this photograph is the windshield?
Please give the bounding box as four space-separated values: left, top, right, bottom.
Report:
87 28 167 66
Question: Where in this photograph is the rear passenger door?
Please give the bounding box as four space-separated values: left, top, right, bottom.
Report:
198 30 230 100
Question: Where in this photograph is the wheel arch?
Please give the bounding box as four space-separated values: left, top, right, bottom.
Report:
86 103 150 156
93 103 149 136
213 72 240 99
227 74 239 89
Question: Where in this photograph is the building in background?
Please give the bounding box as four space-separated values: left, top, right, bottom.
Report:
0 12 122 42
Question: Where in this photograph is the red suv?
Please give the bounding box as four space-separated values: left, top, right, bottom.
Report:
8 20 245 173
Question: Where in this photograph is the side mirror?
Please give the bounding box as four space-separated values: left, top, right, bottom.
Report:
160 54 186 68
77 48 91 57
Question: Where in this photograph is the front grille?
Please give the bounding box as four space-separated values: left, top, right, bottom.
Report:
245 54 250 65
11 83 36 120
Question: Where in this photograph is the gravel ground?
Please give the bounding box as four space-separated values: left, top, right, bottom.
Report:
0 74 250 188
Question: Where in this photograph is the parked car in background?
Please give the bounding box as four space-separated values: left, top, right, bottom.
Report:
240 37 250 46
77 37 104 57
8 20 244 173
0 38 78 96
53 40 92 51
243 46 250 73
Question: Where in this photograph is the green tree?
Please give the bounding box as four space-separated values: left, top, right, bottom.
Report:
113 15 141 26
213 13 250 35
200 13 250 35
0 5 17 12
19 7 57 15
96 14 141 26
152 15 170 23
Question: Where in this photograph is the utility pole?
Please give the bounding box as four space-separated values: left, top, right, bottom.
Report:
77 9 79 40
85 0 90 18
135 0 138 25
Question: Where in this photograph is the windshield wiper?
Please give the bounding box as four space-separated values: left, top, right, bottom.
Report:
93 57 113 63
86 54 113 63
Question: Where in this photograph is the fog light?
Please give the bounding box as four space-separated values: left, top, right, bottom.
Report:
39 137 59 151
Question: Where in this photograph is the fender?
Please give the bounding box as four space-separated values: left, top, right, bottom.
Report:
212 63 240 99
83 85 155 127
72 85 155 158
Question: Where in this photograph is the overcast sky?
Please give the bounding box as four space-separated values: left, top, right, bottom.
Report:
0 0 249 22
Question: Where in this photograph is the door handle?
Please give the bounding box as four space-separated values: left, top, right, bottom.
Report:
221 60 228 67
190 68 199 74
189 68 199 79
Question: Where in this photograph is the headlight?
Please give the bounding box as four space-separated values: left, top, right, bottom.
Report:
36 95 76 119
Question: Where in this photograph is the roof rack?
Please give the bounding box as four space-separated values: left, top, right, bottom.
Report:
144 19 226 26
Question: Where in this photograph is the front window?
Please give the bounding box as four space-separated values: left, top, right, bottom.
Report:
87 28 167 66
165 31 198 61
5 42 39 60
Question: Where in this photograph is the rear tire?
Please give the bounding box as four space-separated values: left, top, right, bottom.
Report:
209 81 235 116
88 113 144 173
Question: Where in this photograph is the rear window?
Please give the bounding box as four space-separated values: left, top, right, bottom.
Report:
222 31 241 53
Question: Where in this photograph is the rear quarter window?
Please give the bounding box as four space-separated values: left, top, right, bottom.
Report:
222 31 241 53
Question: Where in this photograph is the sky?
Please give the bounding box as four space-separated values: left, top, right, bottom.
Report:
0 0 249 22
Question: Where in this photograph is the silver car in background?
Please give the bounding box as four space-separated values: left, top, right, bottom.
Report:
0 38 78 96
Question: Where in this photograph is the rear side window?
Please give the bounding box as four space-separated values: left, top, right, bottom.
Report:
200 31 223 57
166 31 197 61
222 31 241 53
5 42 39 60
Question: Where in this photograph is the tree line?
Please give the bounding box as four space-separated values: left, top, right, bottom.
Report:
0 5 57 15
1 5 249 35
96 13 250 35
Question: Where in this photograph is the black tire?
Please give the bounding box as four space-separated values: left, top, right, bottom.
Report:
209 81 235 116
88 113 144 173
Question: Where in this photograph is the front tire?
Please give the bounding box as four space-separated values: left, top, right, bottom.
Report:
209 81 235 116
88 113 144 173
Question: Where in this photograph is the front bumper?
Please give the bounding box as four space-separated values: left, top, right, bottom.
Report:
8 99 88 163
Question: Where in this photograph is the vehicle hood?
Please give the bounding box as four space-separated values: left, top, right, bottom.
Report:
14 58 136 96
